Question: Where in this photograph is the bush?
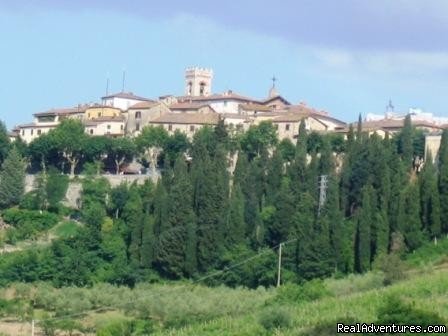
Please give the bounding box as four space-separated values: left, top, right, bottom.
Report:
2 208 59 242
373 253 406 286
258 306 292 331
272 280 331 304
377 295 445 328
96 319 153 336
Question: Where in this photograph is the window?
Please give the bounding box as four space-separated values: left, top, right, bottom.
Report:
22 130 25 136
120 125 124 130
88 113 91 118
90 129 93 135
31 129 34 135
223 100 228 107
274 124 279 130
98 112 102 117
199 82 206 96
190 125 195 132
135 111 141 119
285 124 290 131
37 129 41 135
168 124 173 131
107 124 111 130
136 123 140 131
187 82 192 95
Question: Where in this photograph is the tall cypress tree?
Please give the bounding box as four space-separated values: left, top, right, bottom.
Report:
0 147 25 208
265 149 284 205
398 182 424 251
438 129 448 234
226 183 246 247
293 192 316 279
193 143 228 271
399 114 414 167
267 178 295 247
420 154 441 238
156 157 197 278
123 186 144 266
355 185 375 273
288 120 308 197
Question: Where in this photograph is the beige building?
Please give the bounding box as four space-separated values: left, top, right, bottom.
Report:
169 102 216 114
85 105 122 120
125 101 170 135
17 105 89 143
150 112 220 138
84 116 125 137
344 118 444 138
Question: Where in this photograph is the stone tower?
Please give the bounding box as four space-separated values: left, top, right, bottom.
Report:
185 67 213 97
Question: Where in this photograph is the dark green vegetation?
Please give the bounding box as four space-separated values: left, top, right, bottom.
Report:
0 117 447 334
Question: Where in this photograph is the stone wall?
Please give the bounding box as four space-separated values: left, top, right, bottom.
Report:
25 174 159 209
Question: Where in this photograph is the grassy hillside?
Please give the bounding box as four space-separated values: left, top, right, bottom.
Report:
0 239 447 335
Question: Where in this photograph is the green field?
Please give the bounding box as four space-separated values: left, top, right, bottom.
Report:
0 239 447 335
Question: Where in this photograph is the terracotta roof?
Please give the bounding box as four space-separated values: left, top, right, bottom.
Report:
8 131 18 137
151 112 220 125
169 102 213 110
84 116 125 126
178 90 260 103
262 95 291 105
17 123 58 129
350 119 443 132
34 105 89 117
128 101 160 109
101 92 151 101
239 104 273 112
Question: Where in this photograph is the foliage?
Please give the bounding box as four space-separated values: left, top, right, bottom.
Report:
258 307 292 331
2 208 59 243
0 147 26 208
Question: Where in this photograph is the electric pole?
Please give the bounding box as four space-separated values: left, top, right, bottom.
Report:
277 243 283 287
318 175 328 216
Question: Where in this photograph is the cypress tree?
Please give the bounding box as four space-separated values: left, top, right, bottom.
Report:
140 214 156 268
399 114 414 167
355 185 375 273
288 119 308 199
0 121 9 166
293 192 316 279
398 182 424 251
226 183 246 247
420 154 441 238
0 147 25 208
267 178 295 247
193 143 228 271
156 157 197 278
122 187 144 266
438 129 448 233
265 149 283 205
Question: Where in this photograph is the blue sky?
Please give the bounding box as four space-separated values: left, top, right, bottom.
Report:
1 0 448 129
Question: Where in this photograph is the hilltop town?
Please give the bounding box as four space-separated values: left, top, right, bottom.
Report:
9 67 447 161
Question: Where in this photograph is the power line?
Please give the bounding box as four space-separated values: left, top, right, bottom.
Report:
34 238 299 326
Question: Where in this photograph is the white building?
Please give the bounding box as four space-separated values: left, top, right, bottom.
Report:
101 92 152 111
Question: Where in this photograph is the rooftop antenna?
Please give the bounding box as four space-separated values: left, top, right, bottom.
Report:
105 77 110 96
271 75 277 88
386 99 394 112
122 69 126 93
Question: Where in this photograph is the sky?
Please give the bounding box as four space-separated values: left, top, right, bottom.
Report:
1 0 448 129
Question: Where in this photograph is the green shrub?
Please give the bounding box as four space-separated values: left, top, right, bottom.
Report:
2 208 59 242
258 306 292 331
377 295 445 328
374 253 407 286
272 280 331 304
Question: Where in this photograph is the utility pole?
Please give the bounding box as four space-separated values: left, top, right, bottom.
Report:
318 175 328 216
277 243 283 287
